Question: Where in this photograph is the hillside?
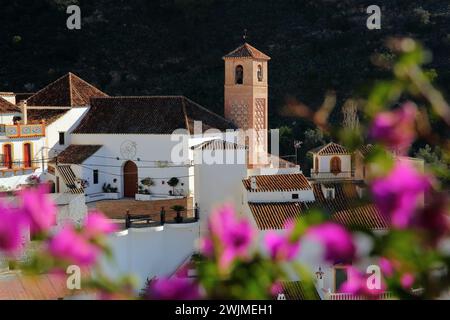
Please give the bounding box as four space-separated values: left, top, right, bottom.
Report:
1 0 449 146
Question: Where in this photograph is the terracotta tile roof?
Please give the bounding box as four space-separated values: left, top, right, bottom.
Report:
56 144 102 164
0 272 72 300
0 97 20 113
15 93 34 104
27 72 108 107
27 109 69 125
272 281 321 300
73 96 236 134
309 142 350 155
243 173 311 192
249 202 311 229
57 165 84 194
332 204 388 230
191 139 246 150
357 144 375 157
248 201 388 230
223 43 271 60
249 182 388 230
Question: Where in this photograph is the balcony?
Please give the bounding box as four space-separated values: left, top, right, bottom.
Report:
310 171 355 181
0 124 45 138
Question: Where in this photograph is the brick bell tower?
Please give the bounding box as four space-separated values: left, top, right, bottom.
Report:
223 43 271 167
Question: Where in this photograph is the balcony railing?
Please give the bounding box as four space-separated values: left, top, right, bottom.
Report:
326 292 393 300
310 171 355 180
1 124 45 138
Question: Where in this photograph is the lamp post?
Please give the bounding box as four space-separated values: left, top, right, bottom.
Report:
293 140 303 165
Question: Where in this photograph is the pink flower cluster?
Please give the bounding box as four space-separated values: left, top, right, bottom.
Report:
371 161 433 229
202 205 254 270
48 211 117 266
369 102 417 154
149 278 201 300
0 185 117 267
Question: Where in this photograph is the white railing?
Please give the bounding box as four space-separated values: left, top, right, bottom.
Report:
310 171 354 180
326 291 393 300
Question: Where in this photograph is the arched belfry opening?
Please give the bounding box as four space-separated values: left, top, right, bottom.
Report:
235 65 244 84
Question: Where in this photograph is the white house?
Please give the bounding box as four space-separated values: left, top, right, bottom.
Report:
309 142 353 180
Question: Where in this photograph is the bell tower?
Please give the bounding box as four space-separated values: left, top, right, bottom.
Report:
223 43 271 167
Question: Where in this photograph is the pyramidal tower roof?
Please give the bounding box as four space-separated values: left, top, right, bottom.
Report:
223 43 271 60
27 72 108 107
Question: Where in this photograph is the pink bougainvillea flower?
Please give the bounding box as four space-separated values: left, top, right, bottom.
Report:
48 225 100 266
199 237 214 257
369 102 417 154
0 204 26 254
207 205 254 270
400 273 415 290
371 162 432 229
265 221 300 261
270 281 283 297
305 222 355 263
20 184 56 235
149 278 201 300
379 257 395 278
339 267 385 298
83 211 118 239
416 193 449 244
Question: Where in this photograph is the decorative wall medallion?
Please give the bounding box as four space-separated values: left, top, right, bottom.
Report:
120 140 137 160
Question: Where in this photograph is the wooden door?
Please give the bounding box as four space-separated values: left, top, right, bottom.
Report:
123 161 138 197
23 143 31 168
3 144 12 168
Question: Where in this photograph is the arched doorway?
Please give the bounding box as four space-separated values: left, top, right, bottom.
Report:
123 161 138 197
330 156 342 175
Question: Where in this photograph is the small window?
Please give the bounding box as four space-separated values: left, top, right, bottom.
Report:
58 132 65 145
93 170 99 185
235 65 244 84
292 193 299 200
257 65 263 82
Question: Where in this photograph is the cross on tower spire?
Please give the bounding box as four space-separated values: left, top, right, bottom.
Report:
243 29 248 42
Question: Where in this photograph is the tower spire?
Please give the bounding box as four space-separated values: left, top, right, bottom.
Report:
243 29 248 42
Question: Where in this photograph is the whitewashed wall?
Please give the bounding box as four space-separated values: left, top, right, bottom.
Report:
315 154 351 173
70 134 193 198
45 107 90 159
100 223 200 290
193 153 247 235
246 189 315 203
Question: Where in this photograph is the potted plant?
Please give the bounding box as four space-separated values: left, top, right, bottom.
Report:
171 205 185 223
135 178 153 201
102 182 120 199
167 177 179 196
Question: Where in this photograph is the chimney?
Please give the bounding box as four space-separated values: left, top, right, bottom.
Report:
23 100 28 124
250 176 257 191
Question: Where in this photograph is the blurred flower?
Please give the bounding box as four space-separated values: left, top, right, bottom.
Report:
265 221 300 261
305 223 355 263
0 205 26 254
270 281 283 296
84 211 118 239
369 102 417 153
416 193 449 244
199 237 214 257
379 257 395 277
20 184 56 235
339 267 385 298
207 205 254 270
48 225 100 266
400 273 415 290
149 278 201 300
371 162 432 229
